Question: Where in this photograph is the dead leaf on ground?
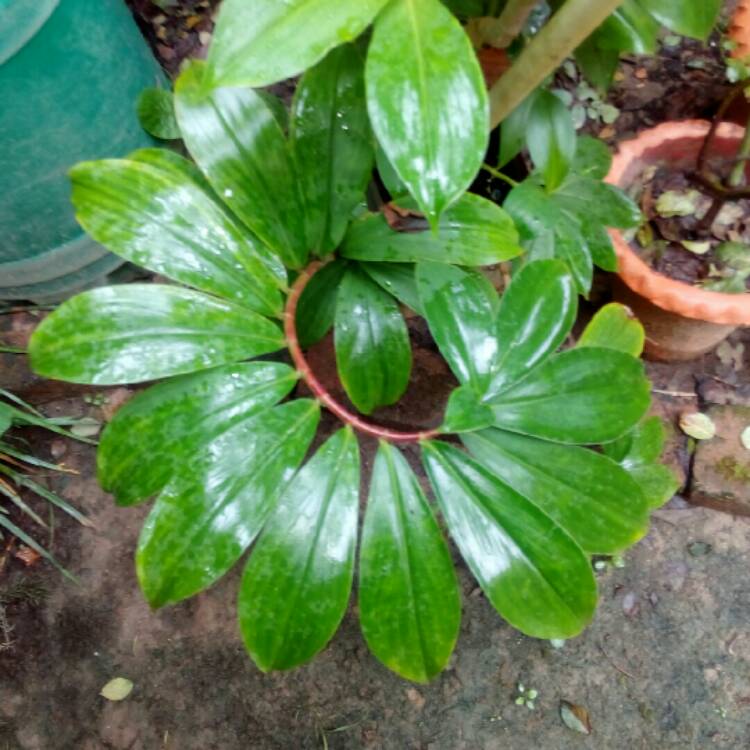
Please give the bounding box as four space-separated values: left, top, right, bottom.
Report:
13 545 40 567
680 412 716 440
100 677 134 701
560 700 592 734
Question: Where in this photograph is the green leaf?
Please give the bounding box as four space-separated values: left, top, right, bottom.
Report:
98 362 298 506
174 61 308 269
578 303 645 357
359 262 423 314
599 3 660 54
239 427 359 671
643 0 720 39
463 429 650 554
527 90 577 191
207 0 389 87
291 44 374 254
553 174 641 229
422 441 597 639
70 156 284 317
341 193 522 266
257 91 289 132
572 136 612 179
28 285 285 386
488 347 651 444
366 0 489 224
136 87 180 140
603 416 679 507
296 259 348 348
137 400 320 607
499 91 538 169
580 218 618 272
441 385 495 433
575 37 620 91
416 263 498 392
486 259 577 398
504 180 593 293
335 267 412 414
375 145 407 198
360 442 460 682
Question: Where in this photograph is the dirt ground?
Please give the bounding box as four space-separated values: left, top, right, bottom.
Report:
1 308 749 749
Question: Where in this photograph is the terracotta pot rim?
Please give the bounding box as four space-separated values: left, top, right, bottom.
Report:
729 0 750 60
606 120 750 326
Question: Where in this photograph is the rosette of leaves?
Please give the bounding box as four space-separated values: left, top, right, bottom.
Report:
28 4 665 681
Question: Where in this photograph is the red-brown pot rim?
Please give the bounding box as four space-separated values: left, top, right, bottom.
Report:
729 0 750 60
606 120 750 326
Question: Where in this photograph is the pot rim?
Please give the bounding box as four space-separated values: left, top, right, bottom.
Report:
606 119 750 326
729 0 750 60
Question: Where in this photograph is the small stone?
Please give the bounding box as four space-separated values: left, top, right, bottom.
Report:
622 592 640 617
49 439 67 459
687 541 712 557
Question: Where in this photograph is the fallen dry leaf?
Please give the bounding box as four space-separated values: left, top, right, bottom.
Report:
680 412 716 440
14 545 41 567
560 700 592 734
100 677 133 702
741 426 750 451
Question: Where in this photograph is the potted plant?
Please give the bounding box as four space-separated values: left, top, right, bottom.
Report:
26 0 682 682
602 4 750 360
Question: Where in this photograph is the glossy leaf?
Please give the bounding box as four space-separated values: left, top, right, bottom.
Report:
208 0 389 87
360 442 460 682
70 156 284 316
486 260 577 398
291 43 374 254
504 180 593 293
137 400 320 607
174 61 308 268
603 417 680 508
580 218 618 272
416 263 498 392
359 262 423 314
463 429 650 553
489 347 651 444
342 193 522 266
422 441 597 639
553 174 641 229
441 385 495 433
366 0 489 224
335 267 411 414
572 136 612 179
578 303 645 357
98 362 298 506
375 145 407 198
575 36 620 91
499 91 538 169
644 0 720 39
136 88 180 139
297 259 348 348
29 285 285 386
239 427 359 671
598 3 660 54
527 90 576 191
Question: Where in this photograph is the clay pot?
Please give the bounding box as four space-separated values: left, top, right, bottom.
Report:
729 0 750 60
606 120 750 361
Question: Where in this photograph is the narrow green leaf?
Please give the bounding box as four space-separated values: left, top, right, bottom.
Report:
416 263 498 393
441 385 495 434
239 427 359 671
599 3 660 54
341 193 522 266
499 91 538 168
422 441 597 639
137 400 320 607
359 262 423 314
644 0 720 39
207 0 389 87
527 90 577 191
463 429 650 553
366 0 489 224
70 156 284 316
486 259 577 398
578 303 645 357
291 43 374 254
136 88 180 140
98 363 298 505
489 347 651 444
335 268 411 414
297 259 348 349
29 285 285 385
174 61 308 269
360 442 460 682
603 416 679 507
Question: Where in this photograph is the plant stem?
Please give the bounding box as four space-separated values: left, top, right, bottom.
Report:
478 0 540 49
0 345 25 354
488 0 627 128
284 261 439 444
482 163 519 187
729 119 750 187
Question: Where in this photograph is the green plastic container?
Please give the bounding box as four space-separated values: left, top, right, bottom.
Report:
0 0 164 302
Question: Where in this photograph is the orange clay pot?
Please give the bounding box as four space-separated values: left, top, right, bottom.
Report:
606 121 750 361
729 0 750 60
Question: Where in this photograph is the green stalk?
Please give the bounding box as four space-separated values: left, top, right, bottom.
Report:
729 117 750 187
479 0 540 49
489 0 626 128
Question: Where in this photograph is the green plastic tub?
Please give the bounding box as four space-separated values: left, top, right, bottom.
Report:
0 0 164 302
